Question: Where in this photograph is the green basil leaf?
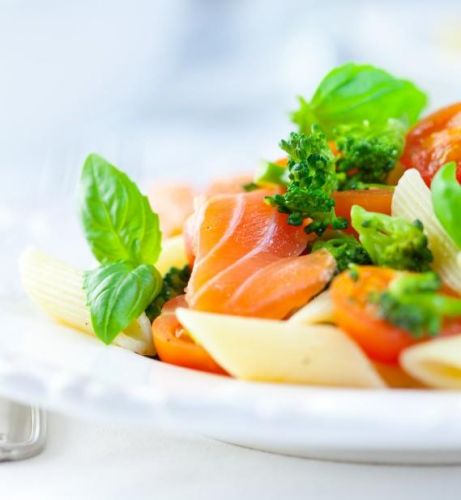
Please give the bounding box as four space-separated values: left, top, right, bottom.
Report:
84 262 162 344
431 162 461 249
292 63 428 136
80 154 162 265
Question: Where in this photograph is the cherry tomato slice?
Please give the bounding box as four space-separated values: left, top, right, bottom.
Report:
333 189 392 226
152 296 227 375
330 266 418 364
401 102 461 186
330 266 461 364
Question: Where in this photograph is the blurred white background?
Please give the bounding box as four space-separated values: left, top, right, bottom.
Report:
1 0 461 290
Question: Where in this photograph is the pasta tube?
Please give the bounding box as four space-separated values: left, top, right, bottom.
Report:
392 168 461 293
19 248 155 356
288 291 334 325
177 308 385 388
156 235 188 275
401 335 461 389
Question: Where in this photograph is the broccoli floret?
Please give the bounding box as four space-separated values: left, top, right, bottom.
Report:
146 265 191 321
372 272 461 337
312 232 371 273
266 128 347 236
351 205 433 272
335 120 405 190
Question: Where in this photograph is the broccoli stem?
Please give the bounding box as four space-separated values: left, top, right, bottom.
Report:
265 128 347 236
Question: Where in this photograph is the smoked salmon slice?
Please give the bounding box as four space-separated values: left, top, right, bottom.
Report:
148 183 195 237
186 189 336 319
149 175 252 239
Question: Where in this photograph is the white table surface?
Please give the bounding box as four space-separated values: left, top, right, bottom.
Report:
1 412 461 500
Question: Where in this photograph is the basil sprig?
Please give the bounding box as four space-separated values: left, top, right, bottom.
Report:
292 63 428 136
84 262 162 344
80 154 161 265
80 154 163 345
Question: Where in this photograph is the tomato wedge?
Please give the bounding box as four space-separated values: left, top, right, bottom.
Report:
330 266 418 364
401 102 461 186
333 189 393 225
330 266 461 364
152 296 227 375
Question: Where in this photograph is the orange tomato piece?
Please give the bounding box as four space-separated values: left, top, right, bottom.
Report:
333 189 393 225
330 266 461 365
152 296 227 375
401 102 461 186
330 267 421 364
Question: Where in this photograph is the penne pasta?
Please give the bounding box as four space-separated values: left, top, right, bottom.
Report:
288 291 334 325
392 168 461 293
176 308 385 388
19 248 155 356
401 335 461 389
155 235 188 275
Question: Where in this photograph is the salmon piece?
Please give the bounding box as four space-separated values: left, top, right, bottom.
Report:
183 183 249 265
148 183 195 237
149 175 253 239
224 252 336 318
186 190 336 319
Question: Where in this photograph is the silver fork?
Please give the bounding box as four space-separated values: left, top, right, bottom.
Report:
0 399 46 462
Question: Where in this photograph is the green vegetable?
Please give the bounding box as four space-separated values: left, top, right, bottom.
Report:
311 232 371 273
351 205 433 272
80 154 164 345
84 262 162 345
348 264 360 282
431 161 461 248
80 154 162 265
242 182 259 192
252 120 404 193
373 272 461 337
254 161 289 187
292 63 427 136
146 265 191 321
335 119 405 190
265 127 347 235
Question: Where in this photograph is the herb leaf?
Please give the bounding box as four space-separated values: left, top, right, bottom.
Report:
292 63 427 136
84 262 162 345
80 154 164 344
80 154 162 265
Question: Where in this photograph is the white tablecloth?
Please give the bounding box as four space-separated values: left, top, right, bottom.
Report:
2 412 461 500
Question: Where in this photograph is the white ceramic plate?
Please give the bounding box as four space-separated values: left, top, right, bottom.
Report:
2 298 461 464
